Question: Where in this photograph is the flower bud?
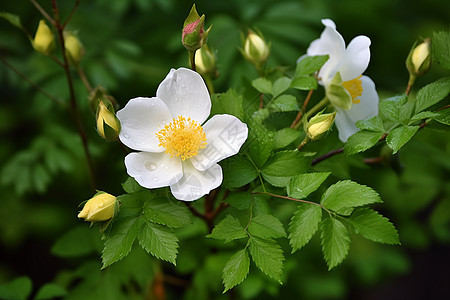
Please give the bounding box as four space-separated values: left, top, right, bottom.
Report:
78 192 116 222
64 31 84 65
195 44 216 76
406 38 431 77
33 20 55 55
242 30 270 69
306 111 336 140
96 99 121 141
182 4 211 53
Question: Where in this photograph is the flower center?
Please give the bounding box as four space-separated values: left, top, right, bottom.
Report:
156 116 207 161
342 76 363 104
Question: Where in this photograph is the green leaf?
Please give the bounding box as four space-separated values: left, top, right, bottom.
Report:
138 221 179 265
274 127 300 149
245 120 274 168
51 226 97 258
267 95 299 112
248 214 287 239
122 177 144 194
222 249 250 292
348 208 400 245
249 237 284 283
261 150 310 187
252 77 272 94
287 172 331 199
35 283 67 300
386 125 420 154
380 95 408 122
221 155 258 188
415 77 450 114
344 130 384 155
207 215 247 243
355 116 385 132
434 109 450 125
320 217 351 270
295 55 329 76
272 77 292 98
142 196 192 228
0 276 32 300
289 204 322 252
211 89 244 121
432 31 450 70
102 217 141 268
225 192 252 210
0 12 23 30
290 76 318 90
321 180 382 212
409 111 440 124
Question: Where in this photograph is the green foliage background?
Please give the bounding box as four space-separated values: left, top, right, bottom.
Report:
0 0 449 299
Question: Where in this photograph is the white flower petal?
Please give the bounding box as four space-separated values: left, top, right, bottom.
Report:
307 19 345 83
335 76 379 142
156 68 211 124
170 161 223 201
124 151 183 189
337 36 371 82
117 97 172 152
190 115 248 171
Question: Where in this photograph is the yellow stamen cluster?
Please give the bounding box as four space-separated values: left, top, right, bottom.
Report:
342 75 363 104
156 116 207 160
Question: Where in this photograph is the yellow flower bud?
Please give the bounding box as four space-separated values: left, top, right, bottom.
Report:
307 111 336 140
406 38 431 77
195 44 216 76
78 192 116 222
96 100 121 141
242 30 270 69
33 20 55 55
64 32 83 65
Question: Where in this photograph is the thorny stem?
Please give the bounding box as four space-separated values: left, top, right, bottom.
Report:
0 56 66 107
291 89 314 128
51 0 96 191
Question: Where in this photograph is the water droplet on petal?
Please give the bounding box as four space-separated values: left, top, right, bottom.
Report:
123 134 130 139
152 178 158 182
145 162 158 171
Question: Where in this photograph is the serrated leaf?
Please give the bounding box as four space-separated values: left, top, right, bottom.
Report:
261 150 311 187
287 172 331 199
207 215 247 243
138 221 179 265
295 55 329 76
434 109 450 125
211 89 244 121
289 204 322 252
221 155 258 188
272 77 292 98
320 217 351 270
380 95 408 122
0 12 23 29
355 116 385 132
225 192 251 210
249 237 284 283
248 214 286 239
348 208 400 245
102 217 141 268
252 77 272 94
344 130 384 155
267 95 299 112
386 125 419 154
409 111 440 124
142 196 191 228
321 180 382 212
245 120 274 168
0 276 32 300
274 127 300 149
432 31 450 70
290 76 318 90
222 249 250 292
415 77 450 114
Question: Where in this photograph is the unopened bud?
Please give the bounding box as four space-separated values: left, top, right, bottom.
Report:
182 4 211 53
242 30 270 69
78 192 116 222
64 31 84 65
33 20 55 55
306 111 336 140
195 44 216 76
406 38 431 77
96 99 121 141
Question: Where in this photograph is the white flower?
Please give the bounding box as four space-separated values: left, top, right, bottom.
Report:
117 68 248 201
306 19 379 142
